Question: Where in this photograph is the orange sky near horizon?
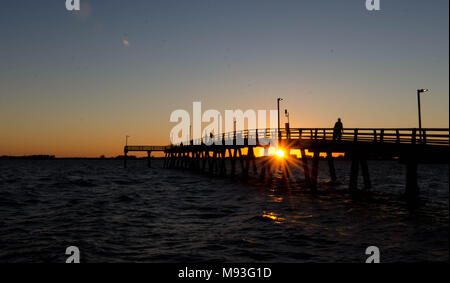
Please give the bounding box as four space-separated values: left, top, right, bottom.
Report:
0 96 448 158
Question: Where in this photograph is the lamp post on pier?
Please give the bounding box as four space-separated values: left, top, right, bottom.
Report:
417 89 430 143
277 98 283 142
285 109 290 139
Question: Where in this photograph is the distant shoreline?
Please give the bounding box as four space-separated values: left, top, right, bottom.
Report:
0 155 164 160
1 155 448 163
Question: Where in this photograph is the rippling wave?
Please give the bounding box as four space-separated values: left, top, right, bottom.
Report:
0 159 448 262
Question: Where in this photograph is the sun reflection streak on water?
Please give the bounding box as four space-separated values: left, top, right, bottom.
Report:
262 211 286 224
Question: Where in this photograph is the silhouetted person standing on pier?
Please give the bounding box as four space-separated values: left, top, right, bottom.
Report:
333 118 343 141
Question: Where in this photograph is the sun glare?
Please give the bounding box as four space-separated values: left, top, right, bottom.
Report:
275 149 285 158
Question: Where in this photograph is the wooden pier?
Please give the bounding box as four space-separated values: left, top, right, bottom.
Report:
126 128 449 199
123 145 168 168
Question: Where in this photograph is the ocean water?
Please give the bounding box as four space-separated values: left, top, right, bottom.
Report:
0 159 448 263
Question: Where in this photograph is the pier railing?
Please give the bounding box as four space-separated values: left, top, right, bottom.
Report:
182 128 449 147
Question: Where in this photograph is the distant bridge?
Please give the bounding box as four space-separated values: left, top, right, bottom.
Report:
125 127 449 199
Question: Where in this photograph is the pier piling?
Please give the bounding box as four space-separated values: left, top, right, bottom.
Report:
326 152 337 181
300 149 310 184
349 151 360 192
310 152 320 191
147 151 152 168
